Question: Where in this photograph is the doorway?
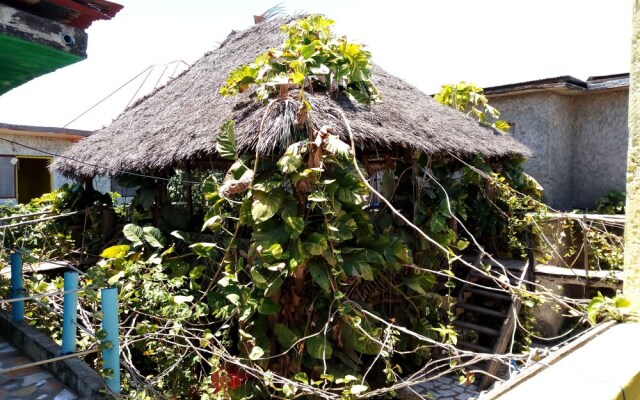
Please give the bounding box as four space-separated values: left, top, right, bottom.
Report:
17 157 52 204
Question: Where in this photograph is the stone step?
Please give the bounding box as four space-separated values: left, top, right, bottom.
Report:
452 320 501 337
456 302 508 319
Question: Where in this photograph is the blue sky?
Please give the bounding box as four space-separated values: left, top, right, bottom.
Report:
0 0 632 130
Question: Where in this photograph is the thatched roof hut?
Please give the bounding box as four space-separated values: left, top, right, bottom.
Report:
53 17 530 178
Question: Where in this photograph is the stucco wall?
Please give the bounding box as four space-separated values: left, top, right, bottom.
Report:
572 91 629 208
490 92 574 209
624 0 640 308
490 89 628 210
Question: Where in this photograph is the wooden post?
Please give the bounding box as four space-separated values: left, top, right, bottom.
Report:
525 222 536 290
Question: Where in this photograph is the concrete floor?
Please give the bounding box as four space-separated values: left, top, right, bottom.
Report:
0 337 77 400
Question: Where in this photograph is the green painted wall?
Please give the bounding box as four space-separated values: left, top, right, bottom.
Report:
625 0 640 308
0 34 83 95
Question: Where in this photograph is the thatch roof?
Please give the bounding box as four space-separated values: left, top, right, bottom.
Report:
53 17 530 178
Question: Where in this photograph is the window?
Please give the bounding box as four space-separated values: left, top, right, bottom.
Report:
0 156 53 202
0 156 15 198
17 157 52 203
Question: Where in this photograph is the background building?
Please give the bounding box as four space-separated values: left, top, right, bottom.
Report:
485 74 629 210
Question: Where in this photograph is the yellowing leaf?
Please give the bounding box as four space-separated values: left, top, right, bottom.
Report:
100 245 130 259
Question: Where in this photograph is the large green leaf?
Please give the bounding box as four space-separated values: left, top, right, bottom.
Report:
381 170 395 199
253 219 290 247
264 276 284 297
327 212 357 243
252 189 285 224
258 298 282 315
306 335 333 359
325 135 351 159
309 259 331 292
274 324 298 349
123 224 145 247
143 226 166 248
303 232 328 256
299 43 317 59
190 242 218 259
340 319 381 355
284 216 304 239
216 120 237 160
429 212 447 233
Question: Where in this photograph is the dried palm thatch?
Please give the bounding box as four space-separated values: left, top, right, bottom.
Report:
53 17 530 179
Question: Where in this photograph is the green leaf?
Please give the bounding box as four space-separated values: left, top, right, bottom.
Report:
349 385 368 395
284 216 304 239
493 120 510 133
294 372 309 384
100 245 130 259
404 277 426 295
143 226 166 248
306 335 333 359
303 232 328 256
173 295 194 304
216 120 237 160
325 135 351 158
309 259 331 292
252 189 285 223
615 297 632 308
299 43 316 59
378 173 395 203
346 87 369 104
107 271 124 285
308 192 328 202
456 239 470 251
274 324 298 348
248 346 265 360
123 224 145 247
328 212 357 243
190 242 218 258
258 298 282 315
202 215 223 232
430 213 447 233
340 319 381 355
264 276 284 297
226 293 241 306
282 383 295 397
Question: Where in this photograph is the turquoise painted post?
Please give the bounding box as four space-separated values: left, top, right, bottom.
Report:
61 271 78 355
10 252 23 322
101 287 120 394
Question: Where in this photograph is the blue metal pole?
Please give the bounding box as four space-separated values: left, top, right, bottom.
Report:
61 271 78 355
10 252 23 322
101 287 120 394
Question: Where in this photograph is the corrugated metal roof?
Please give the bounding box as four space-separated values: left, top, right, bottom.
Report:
484 73 629 96
1 0 123 29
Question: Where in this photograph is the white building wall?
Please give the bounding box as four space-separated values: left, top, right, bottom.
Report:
0 133 83 204
490 92 574 209
490 89 628 210
571 91 629 208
